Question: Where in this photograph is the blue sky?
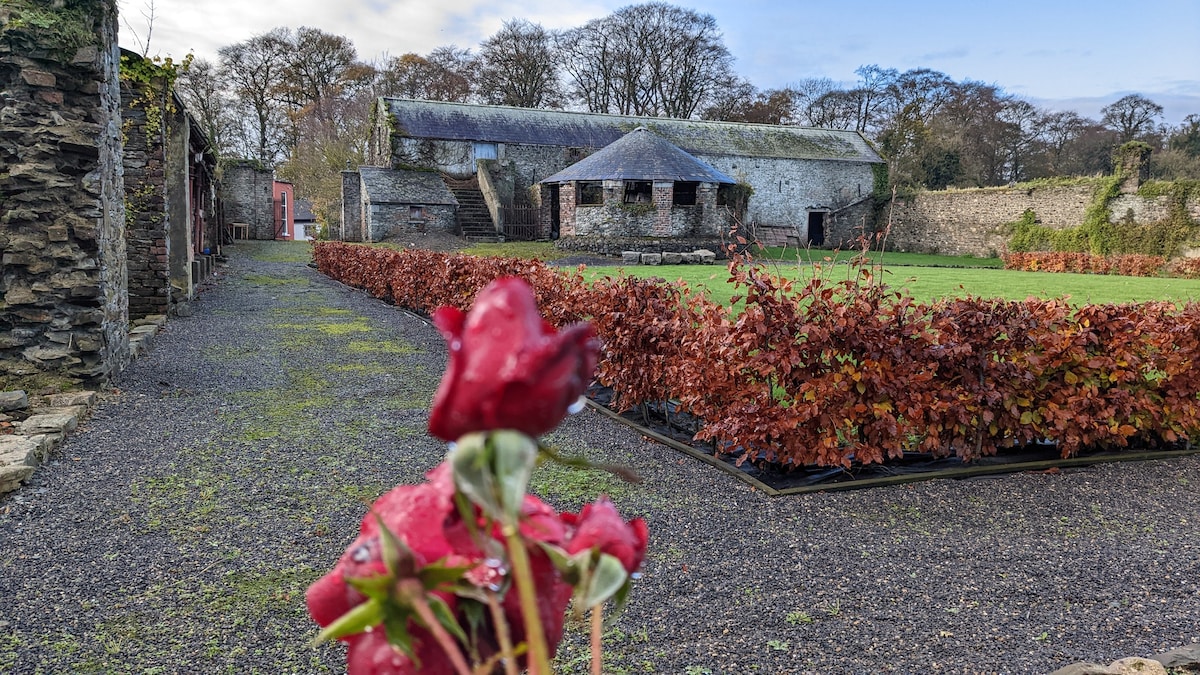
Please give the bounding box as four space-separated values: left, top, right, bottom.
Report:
119 0 1200 125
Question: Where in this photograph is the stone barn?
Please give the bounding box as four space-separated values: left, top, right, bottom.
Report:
343 98 884 249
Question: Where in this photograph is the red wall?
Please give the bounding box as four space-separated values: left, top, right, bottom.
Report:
273 181 296 240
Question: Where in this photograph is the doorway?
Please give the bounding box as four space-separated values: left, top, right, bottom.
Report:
807 211 826 247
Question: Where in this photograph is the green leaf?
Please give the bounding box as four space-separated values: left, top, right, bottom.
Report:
580 553 628 610
537 442 642 484
312 598 384 645
426 594 469 645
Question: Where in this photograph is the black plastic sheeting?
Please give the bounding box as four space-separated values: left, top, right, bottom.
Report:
586 384 1197 492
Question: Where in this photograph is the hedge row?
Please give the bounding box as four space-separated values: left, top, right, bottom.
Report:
1002 252 1166 276
315 242 1200 468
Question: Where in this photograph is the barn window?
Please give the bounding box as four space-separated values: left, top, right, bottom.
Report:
673 182 698 206
409 206 425 221
624 181 653 204
578 181 602 205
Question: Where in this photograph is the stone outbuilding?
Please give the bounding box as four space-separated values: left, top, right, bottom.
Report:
348 98 884 249
539 127 738 240
340 167 458 242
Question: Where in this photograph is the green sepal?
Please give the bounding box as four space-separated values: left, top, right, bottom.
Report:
450 433 504 521
382 613 418 663
373 512 417 579
345 573 394 601
491 430 536 523
425 594 469 645
580 553 628 610
537 541 587 586
417 560 474 590
605 577 634 626
311 598 385 646
450 431 537 526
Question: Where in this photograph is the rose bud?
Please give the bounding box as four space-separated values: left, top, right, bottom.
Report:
428 277 599 441
562 496 649 574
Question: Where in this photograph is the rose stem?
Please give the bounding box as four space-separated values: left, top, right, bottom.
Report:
487 591 520 675
504 525 552 674
590 605 604 675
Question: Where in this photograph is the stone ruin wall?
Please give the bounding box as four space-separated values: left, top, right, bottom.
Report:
0 0 129 384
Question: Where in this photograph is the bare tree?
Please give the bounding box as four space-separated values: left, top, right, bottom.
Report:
219 28 293 163
282 27 375 127
850 64 897 134
1101 94 1164 143
174 57 236 156
473 19 563 108
559 2 734 118
376 47 472 102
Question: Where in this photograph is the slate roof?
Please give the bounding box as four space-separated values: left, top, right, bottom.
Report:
359 167 457 205
381 98 884 163
294 198 315 222
540 127 735 184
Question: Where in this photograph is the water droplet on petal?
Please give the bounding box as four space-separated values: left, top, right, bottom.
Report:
364 625 374 633
568 397 587 415
447 441 457 453
488 583 501 592
631 572 643 580
352 545 371 562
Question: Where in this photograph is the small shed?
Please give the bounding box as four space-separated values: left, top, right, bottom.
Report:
358 167 458 242
539 127 739 239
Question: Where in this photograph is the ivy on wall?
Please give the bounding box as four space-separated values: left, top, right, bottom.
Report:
0 0 96 54
1005 143 1200 258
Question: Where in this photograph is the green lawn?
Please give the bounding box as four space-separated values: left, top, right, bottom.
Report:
433 241 1200 306
587 262 1200 306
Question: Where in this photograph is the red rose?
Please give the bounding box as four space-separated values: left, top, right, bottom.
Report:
562 497 649 574
305 462 578 671
428 277 599 441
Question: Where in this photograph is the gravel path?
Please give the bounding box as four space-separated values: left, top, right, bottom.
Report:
2 240 1198 675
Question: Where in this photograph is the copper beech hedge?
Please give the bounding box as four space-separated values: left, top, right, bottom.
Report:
314 242 1200 469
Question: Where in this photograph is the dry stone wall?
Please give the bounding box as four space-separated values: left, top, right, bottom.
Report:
884 183 1200 257
0 0 129 384
884 185 1096 256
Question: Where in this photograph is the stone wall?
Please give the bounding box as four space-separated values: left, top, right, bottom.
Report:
221 160 274 240
365 203 456 240
883 185 1096 256
699 156 877 230
0 0 129 384
340 170 361 241
555 235 730 259
120 79 170 319
883 183 1200 257
383 133 879 236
